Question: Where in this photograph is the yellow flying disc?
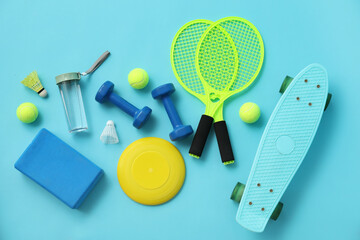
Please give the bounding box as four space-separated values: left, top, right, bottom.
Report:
117 137 185 205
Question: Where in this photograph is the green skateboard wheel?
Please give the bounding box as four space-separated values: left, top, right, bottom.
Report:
270 202 283 221
324 93 332 111
279 76 294 94
280 76 332 112
232 181 283 221
230 182 245 203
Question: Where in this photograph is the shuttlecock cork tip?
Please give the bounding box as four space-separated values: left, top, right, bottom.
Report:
39 89 48 98
106 120 114 126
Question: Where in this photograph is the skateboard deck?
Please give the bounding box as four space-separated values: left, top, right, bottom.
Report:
235 63 329 232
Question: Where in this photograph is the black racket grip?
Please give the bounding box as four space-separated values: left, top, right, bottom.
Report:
214 120 234 164
189 115 213 158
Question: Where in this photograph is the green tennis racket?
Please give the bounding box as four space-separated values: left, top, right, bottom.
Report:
192 22 239 164
171 17 264 164
193 17 264 164
171 20 237 163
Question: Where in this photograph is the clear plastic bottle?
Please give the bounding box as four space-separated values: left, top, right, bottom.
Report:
56 72 88 133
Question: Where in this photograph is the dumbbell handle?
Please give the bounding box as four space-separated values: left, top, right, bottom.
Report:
162 96 183 128
108 93 138 117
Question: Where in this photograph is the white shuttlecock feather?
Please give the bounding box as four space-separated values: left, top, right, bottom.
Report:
100 120 119 144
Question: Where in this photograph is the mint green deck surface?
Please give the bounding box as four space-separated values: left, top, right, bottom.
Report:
236 64 328 232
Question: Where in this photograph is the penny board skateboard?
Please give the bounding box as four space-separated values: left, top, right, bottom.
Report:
232 63 330 232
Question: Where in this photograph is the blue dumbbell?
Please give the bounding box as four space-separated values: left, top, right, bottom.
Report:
152 83 193 141
96 81 152 129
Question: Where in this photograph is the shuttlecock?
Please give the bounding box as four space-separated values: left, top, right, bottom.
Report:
100 120 119 144
21 71 48 97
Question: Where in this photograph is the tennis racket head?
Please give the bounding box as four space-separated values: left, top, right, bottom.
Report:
217 17 264 94
170 20 213 104
195 23 239 99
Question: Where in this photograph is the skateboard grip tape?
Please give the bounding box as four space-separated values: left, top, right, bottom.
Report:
189 114 213 158
214 120 234 164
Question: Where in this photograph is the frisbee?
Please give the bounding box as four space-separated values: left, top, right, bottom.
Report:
117 137 185 205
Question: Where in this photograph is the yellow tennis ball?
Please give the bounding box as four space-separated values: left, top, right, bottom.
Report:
239 102 260 123
128 68 149 89
16 102 38 123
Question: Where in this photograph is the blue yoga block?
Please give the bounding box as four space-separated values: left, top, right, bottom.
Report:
15 128 104 209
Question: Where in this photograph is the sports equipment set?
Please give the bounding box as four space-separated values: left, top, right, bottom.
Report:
15 16 331 233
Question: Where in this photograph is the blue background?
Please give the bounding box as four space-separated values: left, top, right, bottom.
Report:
1 0 359 239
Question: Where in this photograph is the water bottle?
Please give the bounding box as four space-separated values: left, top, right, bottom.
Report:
55 51 110 133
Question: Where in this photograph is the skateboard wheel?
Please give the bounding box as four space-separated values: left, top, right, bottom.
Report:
230 182 245 203
324 93 332 111
279 76 294 94
270 202 283 221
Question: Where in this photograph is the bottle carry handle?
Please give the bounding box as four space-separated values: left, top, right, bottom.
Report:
81 51 110 76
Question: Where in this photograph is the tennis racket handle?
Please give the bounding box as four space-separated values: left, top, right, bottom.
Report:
189 115 213 158
214 121 234 164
